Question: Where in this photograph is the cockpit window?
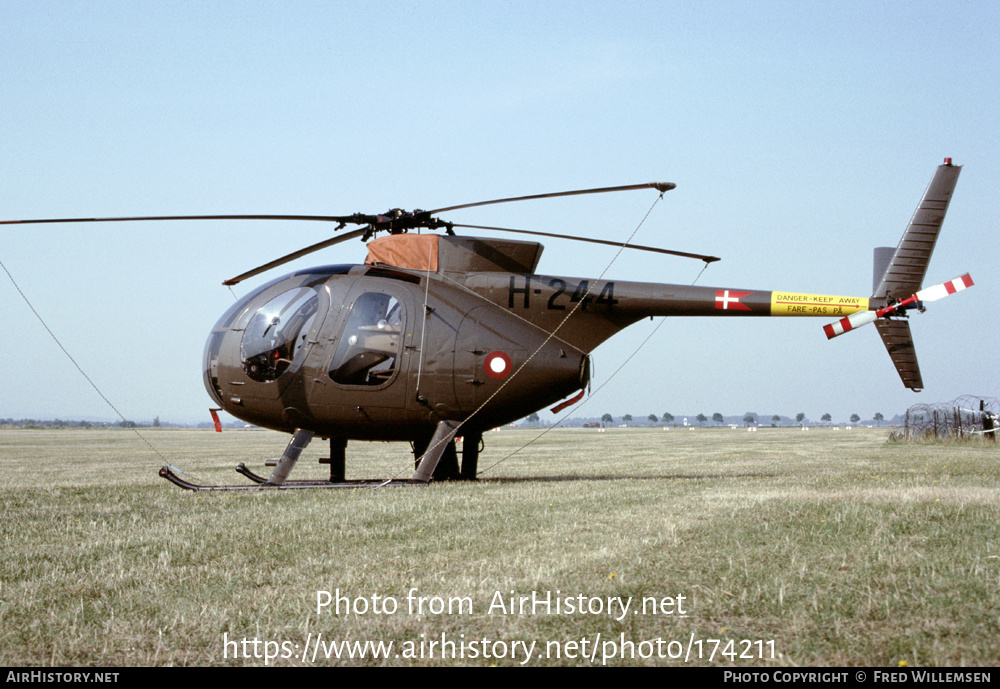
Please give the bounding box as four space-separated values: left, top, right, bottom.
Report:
241 287 320 382
329 292 403 386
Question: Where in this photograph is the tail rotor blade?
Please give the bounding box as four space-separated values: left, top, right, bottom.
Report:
914 273 974 303
874 272 974 317
823 310 878 339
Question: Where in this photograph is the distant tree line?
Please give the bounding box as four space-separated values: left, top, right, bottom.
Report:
583 411 895 428
1 418 101 428
0 417 191 429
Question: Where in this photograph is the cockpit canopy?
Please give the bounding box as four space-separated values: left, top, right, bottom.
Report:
241 287 319 383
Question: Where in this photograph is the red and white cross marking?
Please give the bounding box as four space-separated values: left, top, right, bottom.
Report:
715 290 752 311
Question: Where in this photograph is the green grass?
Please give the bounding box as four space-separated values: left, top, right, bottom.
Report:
1 427 998 666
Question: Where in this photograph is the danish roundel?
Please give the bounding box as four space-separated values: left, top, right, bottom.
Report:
484 351 513 379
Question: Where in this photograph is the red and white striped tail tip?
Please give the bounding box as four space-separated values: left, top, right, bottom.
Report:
915 273 974 302
823 310 877 340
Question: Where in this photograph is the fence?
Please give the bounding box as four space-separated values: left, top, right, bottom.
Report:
892 395 998 441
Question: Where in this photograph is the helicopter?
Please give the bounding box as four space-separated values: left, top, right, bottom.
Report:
1 160 972 489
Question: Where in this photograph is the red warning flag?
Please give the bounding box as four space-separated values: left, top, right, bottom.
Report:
550 389 585 414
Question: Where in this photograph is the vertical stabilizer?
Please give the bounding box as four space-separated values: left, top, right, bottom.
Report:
871 160 962 391
875 319 922 390
873 161 961 300
872 247 895 295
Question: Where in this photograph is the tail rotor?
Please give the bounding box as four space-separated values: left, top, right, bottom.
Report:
823 273 974 340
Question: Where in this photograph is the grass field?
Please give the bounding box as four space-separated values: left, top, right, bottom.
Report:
1 426 998 666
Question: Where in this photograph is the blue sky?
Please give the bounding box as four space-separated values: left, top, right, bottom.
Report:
2 1 997 424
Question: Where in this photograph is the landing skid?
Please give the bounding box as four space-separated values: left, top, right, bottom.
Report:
158 422 483 491
234 462 413 487
158 465 421 491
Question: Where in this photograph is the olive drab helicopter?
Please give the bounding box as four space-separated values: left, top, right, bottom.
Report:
2 160 973 490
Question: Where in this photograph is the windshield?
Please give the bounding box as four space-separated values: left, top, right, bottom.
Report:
241 287 320 382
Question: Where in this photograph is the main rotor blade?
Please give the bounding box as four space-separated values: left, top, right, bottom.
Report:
223 228 368 286
428 181 676 215
451 223 721 264
0 214 360 226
